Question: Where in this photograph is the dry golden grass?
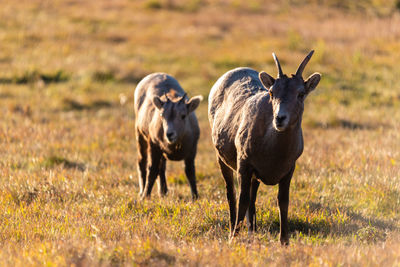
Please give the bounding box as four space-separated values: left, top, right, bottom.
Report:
0 0 399 266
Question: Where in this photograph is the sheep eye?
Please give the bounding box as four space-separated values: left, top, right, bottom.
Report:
298 92 305 100
269 89 273 97
181 114 186 120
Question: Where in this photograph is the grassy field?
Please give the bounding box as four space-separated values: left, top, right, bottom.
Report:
0 0 399 265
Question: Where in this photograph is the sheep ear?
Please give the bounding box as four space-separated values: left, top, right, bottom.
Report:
259 71 275 88
186 95 203 113
305 72 321 93
153 96 165 109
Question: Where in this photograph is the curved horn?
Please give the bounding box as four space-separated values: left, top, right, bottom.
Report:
272 53 283 78
179 93 187 103
164 93 170 101
295 50 314 77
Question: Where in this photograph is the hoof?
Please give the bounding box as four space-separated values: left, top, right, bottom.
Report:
229 233 235 244
280 238 289 246
159 190 168 197
140 193 150 201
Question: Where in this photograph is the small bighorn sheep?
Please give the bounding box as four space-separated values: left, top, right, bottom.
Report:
208 51 321 244
134 73 203 200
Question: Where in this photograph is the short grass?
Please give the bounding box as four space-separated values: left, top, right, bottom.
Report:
0 0 399 266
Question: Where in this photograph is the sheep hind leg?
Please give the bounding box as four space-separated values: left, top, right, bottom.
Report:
136 132 147 197
217 157 236 237
231 161 252 241
157 156 168 196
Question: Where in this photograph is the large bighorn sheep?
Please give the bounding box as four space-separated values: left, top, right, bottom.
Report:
208 51 321 244
134 73 202 200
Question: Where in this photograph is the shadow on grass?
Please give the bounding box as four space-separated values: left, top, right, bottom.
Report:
257 201 396 240
62 98 113 111
258 215 336 238
306 118 388 130
308 201 397 232
91 70 115 83
0 70 69 84
43 155 86 171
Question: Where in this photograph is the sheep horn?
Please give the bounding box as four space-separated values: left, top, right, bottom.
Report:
272 53 284 78
179 93 187 103
295 50 314 77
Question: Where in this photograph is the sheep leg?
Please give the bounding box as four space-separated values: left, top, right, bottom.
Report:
246 178 260 233
184 157 198 200
217 157 236 236
277 166 294 245
136 131 148 197
232 162 252 240
141 143 162 200
157 156 168 196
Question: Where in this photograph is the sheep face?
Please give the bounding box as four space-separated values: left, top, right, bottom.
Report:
268 75 307 132
259 51 321 132
153 95 202 144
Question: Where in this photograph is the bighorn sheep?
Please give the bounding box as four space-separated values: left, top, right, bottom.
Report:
134 73 202 200
208 51 321 244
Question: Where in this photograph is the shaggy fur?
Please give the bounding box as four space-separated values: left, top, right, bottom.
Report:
208 51 321 244
134 73 202 199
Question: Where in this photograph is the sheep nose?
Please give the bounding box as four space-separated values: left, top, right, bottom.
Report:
276 115 287 124
166 132 175 141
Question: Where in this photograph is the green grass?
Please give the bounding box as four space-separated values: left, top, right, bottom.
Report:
0 0 399 266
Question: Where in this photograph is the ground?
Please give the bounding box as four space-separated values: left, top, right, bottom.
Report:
0 0 399 266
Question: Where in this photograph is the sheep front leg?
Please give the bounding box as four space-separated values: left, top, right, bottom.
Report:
184 157 198 200
141 143 162 200
157 156 168 196
277 166 294 245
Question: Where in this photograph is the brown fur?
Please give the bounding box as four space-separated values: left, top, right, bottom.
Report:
208 51 321 244
134 73 202 200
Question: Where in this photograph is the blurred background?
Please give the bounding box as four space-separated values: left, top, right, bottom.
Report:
1 0 400 124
